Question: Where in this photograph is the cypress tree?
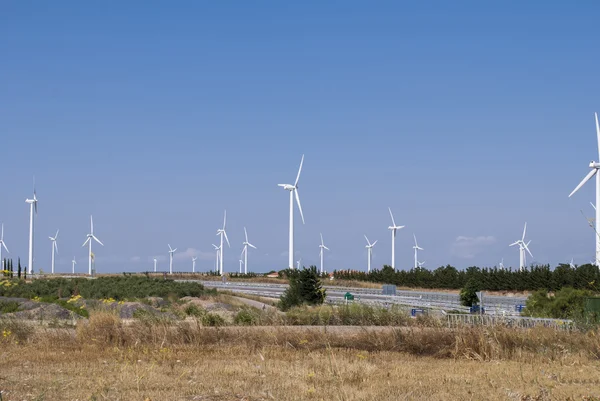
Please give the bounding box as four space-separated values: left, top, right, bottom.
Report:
17 258 22 279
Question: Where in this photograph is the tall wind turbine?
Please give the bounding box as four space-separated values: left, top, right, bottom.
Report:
387 208 405 270
71 257 76 274
192 257 197 273
569 113 600 266
216 211 230 275
48 229 59 274
364 235 377 273
319 233 329 275
212 244 221 272
25 181 38 274
412 234 423 269
509 223 533 271
168 244 177 274
82 216 103 275
278 155 305 269
0 224 9 269
241 227 256 274
153 258 157 272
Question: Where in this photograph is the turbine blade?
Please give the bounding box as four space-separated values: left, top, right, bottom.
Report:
55 229 59 240
569 169 597 197
294 154 304 187
522 222 527 241
388 207 396 227
168 244 173 251
524 242 533 258
413 234 417 247
324 246 330 251
596 112 600 160
372 240 378 246
591 202 597 211
244 227 248 243
82 238 91 247
212 244 218 249
54 241 59 254
90 215 94 234
364 235 370 245
1 223 3 240
2 242 9 253
223 210 227 229
320 233 324 246
92 235 104 246
509 241 519 246
277 184 287 187
224 231 230 247
295 189 305 224
248 243 257 249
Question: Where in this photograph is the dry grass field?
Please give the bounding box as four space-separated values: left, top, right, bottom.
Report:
1 315 600 400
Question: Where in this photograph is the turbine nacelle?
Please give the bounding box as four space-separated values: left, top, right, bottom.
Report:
278 184 296 191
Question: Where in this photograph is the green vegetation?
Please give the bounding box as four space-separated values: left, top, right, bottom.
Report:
233 307 260 325
284 303 411 326
201 313 225 327
459 279 480 307
184 304 205 317
279 266 326 311
0 276 212 301
523 287 593 320
335 264 600 292
0 300 20 314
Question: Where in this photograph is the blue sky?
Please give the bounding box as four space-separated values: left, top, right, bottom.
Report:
1 1 600 273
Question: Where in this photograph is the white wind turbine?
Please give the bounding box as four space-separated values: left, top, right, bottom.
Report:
364 235 378 273
278 155 305 269
241 227 256 274
499 258 505 270
569 113 600 266
296 258 302 270
168 244 177 274
48 229 59 274
417 261 425 268
192 257 197 273
216 211 230 275
0 224 9 270
212 244 221 272
318 233 329 275
509 223 533 271
71 257 76 274
82 216 103 275
25 181 38 275
569 258 576 269
387 208 405 270
153 258 157 272
239 258 243 273
412 234 423 269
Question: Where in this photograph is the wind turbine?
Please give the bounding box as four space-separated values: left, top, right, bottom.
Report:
212 244 221 272
387 208 405 270
153 258 157 272
417 261 425 268
25 180 38 275
71 257 76 274
364 235 378 273
412 234 423 269
168 244 177 274
569 113 600 266
318 233 329 275
216 211 230 275
192 257 197 273
48 229 59 274
82 216 103 275
239 258 243 273
241 227 256 274
0 224 9 270
278 155 305 269
499 258 505 270
296 258 302 270
569 258 576 269
509 223 533 271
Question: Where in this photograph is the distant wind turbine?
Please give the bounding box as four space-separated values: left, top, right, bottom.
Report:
417 261 425 268
71 257 76 274
82 216 103 275
364 235 378 273
216 211 230 275
0 224 9 270
278 155 305 269
192 257 197 273
318 233 329 275
387 208 405 270
241 227 256 274
168 244 177 274
568 113 600 266
153 258 157 272
296 258 302 270
499 258 505 270
412 234 423 269
48 229 59 274
569 258 576 269
509 223 532 271
25 179 38 274
239 258 243 273
212 244 221 272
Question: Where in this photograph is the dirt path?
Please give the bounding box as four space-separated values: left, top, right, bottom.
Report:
230 296 278 311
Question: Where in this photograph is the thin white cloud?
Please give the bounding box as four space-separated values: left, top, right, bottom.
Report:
451 236 496 259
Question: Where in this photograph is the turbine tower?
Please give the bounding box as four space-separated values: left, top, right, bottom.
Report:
278 155 305 269
192 257 197 273
82 216 103 275
153 258 157 272
168 244 177 274
48 229 59 274
569 113 600 266
25 182 38 275
212 244 221 272
364 235 377 273
509 222 533 271
71 257 76 274
0 224 9 270
216 211 230 275
239 258 243 273
387 208 405 270
412 234 423 269
318 233 329 275
241 227 256 274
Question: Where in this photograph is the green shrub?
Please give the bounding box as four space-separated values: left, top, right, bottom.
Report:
0 301 20 314
459 279 479 307
54 300 89 318
233 308 260 326
202 313 225 327
523 287 593 319
184 304 205 317
279 266 326 311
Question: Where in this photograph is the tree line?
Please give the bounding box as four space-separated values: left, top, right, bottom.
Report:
333 264 600 292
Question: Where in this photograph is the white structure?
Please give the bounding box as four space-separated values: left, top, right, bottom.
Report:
212 244 221 272
387 207 405 270
417 261 425 268
569 258 576 269
48 229 59 274
364 235 378 273
216 211 230 275
412 234 423 269
0 224 9 269
192 257 197 273
509 222 533 271
239 259 243 273
82 216 103 275
569 113 600 266
168 244 177 274
499 258 505 270
241 227 256 274
318 233 329 274
153 258 157 272
25 185 38 274
278 155 305 269
71 257 76 274
296 258 302 270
